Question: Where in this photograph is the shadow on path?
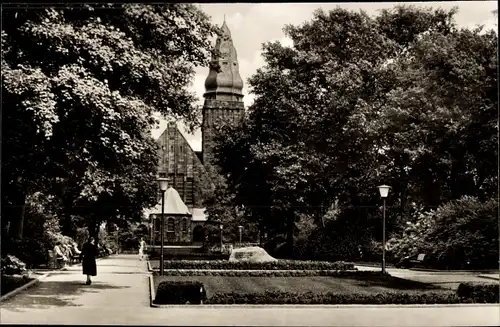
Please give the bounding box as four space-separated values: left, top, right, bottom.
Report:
1 280 130 312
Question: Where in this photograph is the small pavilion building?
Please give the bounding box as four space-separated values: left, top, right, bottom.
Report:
146 187 208 246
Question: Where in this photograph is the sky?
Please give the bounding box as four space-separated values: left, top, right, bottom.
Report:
151 1 498 151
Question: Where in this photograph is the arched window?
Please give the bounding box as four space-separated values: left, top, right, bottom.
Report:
181 218 187 232
167 218 175 232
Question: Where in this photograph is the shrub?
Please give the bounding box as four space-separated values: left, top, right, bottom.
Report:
389 197 498 269
457 283 499 303
161 260 356 271
1 255 28 275
154 281 207 304
4 238 49 268
205 291 460 305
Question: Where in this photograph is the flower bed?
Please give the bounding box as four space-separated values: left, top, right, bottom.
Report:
149 253 230 260
158 270 382 277
157 260 355 271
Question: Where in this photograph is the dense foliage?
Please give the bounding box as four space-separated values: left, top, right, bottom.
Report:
388 196 498 269
2 4 217 256
211 5 498 261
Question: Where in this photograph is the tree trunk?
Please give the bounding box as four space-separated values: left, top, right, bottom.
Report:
286 213 294 255
7 188 27 239
62 211 74 238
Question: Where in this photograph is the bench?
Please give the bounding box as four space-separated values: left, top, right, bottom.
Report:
69 253 81 264
47 250 65 269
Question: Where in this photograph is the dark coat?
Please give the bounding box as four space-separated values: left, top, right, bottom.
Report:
81 242 97 276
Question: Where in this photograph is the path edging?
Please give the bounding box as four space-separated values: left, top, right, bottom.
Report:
478 274 499 281
0 272 50 302
149 274 158 307
148 272 498 309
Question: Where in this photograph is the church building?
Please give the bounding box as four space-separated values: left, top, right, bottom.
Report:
149 20 245 245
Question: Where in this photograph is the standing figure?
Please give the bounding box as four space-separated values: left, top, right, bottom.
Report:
138 238 147 261
80 237 97 285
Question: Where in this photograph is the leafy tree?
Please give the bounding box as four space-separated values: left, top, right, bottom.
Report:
372 24 498 212
2 4 218 240
212 5 497 257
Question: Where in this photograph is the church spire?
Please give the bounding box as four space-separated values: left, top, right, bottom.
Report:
203 20 244 101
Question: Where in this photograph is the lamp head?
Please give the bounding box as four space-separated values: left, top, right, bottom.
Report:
157 177 169 192
378 185 391 198
220 224 223 230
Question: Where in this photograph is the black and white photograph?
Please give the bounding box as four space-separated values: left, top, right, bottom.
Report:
1 2 498 326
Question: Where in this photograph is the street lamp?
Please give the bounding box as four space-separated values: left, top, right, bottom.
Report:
238 225 243 245
158 177 169 276
378 185 391 274
219 224 224 252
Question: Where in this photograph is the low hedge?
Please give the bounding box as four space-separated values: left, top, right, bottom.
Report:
152 288 459 305
161 260 355 271
204 291 459 305
160 270 384 277
154 281 207 304
457 282 499 303
150 254 230 261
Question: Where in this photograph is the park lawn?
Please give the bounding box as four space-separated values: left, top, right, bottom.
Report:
153 274 449 299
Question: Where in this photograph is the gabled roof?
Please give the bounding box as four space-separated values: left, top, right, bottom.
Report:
191 208 208 222
147 187 191 216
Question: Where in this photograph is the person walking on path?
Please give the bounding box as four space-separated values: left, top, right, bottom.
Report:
80 237 97 285
138 238 147 261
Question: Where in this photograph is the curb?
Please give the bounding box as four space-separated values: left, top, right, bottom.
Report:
149 274 158 307
148 274 497 309
150 302 499 309
409 268 500 274
149 269 361 272
478 275 499 281
0 272 51 302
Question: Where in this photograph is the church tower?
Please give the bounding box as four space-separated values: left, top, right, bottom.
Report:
202 20 244 166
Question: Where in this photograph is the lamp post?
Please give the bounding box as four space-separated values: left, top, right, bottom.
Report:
150 214 156 247
378 185 391 274
158 178 169 276
116 226 120 254
238 225 243 245
219 224 223 252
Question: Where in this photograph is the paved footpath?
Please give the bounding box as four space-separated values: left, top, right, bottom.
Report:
1 255 499 326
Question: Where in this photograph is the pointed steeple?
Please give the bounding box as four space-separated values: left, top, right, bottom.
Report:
204 20 244 101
